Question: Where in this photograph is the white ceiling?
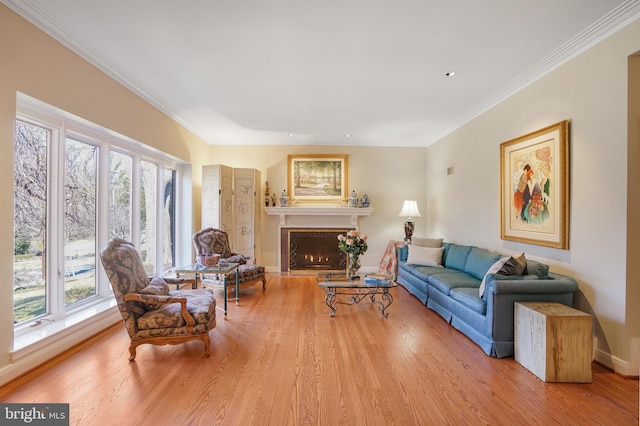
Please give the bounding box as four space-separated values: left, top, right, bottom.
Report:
4 0 640 147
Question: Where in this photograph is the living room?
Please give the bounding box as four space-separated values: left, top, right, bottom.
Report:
0 0 638 417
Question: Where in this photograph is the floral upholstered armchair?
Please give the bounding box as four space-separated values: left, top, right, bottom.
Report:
100 238 217 361
192 228 266 294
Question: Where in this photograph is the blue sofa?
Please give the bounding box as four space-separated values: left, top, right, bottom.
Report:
397 243 579 358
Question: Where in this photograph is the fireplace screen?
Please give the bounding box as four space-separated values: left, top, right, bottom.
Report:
283 228 351 272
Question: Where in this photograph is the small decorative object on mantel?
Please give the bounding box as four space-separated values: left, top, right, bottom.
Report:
337 230 368 280
264 181 270 207
271 193 276 206
280 190 289 207
348 190 358 208
360 193 370 208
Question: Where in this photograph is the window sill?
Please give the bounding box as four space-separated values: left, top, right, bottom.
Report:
11 297 119 363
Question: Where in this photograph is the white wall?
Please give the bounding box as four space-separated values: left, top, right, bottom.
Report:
427 18 640 374
207 145 428 272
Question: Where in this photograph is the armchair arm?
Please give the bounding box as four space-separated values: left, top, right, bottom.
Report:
222 254 248 264
151 275 196 289
124 293 196 327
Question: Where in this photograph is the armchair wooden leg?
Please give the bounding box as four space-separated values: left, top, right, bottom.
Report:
128 343 138 361
203 335 211 357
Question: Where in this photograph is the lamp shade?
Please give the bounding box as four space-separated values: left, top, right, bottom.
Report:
398 200 421 219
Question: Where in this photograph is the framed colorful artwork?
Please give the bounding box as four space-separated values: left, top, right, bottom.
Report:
287 154 348 203
500 120 570 249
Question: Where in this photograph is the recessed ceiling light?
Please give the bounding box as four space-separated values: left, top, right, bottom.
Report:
445 71 456 77
288 133 293 137
346 134 352 138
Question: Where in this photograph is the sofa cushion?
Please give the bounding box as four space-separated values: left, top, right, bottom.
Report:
450 287 487 315
464 248 502 280
412 237 443 248
498 252 526 276
443 244 473 271
428 270 481 296
406 245 444 267
408 265 448 281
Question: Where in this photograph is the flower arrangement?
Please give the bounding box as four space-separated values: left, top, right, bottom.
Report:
337 230 368 256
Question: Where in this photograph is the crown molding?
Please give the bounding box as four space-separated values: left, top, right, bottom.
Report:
1 0 201 138
442 0 640 143
4 0 640 147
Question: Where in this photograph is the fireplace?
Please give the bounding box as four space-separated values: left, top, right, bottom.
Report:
265 206 373 273
281 228 352 273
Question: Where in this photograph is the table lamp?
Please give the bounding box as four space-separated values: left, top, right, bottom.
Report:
398 200 421 243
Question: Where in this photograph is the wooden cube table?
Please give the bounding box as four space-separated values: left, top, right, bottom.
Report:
514 302 592 383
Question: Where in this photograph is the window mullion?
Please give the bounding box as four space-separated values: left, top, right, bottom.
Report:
98 143 111 297
49 126 66 318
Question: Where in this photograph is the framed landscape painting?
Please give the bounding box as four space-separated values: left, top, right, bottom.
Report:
288 154 348 203
500 120 570 249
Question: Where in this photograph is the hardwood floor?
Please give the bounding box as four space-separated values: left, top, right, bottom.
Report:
0 276 637 425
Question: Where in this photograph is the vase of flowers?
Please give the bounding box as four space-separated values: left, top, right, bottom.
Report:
337 230 368 280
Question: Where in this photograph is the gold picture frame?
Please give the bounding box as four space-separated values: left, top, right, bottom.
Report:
288 154 348 203
500 120 570 249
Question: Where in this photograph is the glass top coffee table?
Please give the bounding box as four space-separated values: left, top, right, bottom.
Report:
175 262 239 319
316 272 397 317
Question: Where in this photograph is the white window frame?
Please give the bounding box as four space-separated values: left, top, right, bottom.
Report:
12 93 192 358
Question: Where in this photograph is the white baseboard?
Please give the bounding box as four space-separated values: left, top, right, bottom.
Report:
594 337 640 377
0 310 121 387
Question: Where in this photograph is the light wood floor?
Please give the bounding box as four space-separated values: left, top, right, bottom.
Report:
0 276 637 425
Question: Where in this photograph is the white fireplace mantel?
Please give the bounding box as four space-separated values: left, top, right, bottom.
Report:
264 206 373 227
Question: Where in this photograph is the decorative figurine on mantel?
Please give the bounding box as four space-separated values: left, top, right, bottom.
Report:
360 193 370 208
280 190 289 207
348 190 358 207
270 193 276 206
264 181 270 207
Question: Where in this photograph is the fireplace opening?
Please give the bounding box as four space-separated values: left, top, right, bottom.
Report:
281 228 352 273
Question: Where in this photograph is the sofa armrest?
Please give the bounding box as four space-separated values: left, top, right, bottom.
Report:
486 272 578 296
483 272 579 357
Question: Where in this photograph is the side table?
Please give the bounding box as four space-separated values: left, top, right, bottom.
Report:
514 301 592 383
175 262 240 319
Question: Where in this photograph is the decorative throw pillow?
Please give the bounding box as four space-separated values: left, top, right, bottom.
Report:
498 252 527 276
406 245 444 267
479 256 509 298
140 276 170 309
411 237 443 248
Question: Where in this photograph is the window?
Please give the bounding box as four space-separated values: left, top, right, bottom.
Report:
109 151 133 241
140 160 157 274
163 168 176 271
64 138 98 306
13 121 49 324
13 95 189 341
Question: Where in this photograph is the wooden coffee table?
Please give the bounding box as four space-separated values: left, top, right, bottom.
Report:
316 272 397 317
